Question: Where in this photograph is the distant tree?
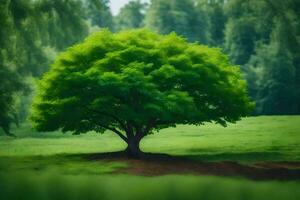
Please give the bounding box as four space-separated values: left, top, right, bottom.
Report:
115 0 147 31
0 0 89 135
0 0 23 136
31 29 253 157
83 0 114 30
255 15 300 114
255 41 296 114
223 0 300 114
224 18 257 65
197 0 227 46
145 0 209 43
3 0 89 76
0 66 23 136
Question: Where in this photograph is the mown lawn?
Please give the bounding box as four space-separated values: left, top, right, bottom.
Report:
1 116 300 161
0 116 300 200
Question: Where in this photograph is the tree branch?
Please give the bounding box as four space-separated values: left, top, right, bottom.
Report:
95 122 128 142
136 120 156 140
86 118 128 142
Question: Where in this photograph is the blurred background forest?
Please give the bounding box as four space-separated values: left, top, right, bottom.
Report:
1 0 300 135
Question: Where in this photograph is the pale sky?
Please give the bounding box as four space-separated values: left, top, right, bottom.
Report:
110 0 150 16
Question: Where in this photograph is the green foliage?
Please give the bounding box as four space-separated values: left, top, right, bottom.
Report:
224 0 300 114
83 0 114 30
0 0 23 135
31 29 253 153
11 0 89 75
0 66 23 136
255 21 298 114
145 0 210 43
258 1 300 114
115 0 147 31
0 0 89 134
224 18 257 65
197 0 227 46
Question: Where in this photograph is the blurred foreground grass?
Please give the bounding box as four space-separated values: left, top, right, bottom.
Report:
0 173 299 200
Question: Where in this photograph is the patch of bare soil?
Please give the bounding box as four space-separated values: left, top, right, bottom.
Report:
87 152 300 181
253 162 300 170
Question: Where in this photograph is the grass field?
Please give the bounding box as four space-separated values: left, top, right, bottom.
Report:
0 116 300 200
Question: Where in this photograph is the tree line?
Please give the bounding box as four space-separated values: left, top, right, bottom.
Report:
1 0 299 135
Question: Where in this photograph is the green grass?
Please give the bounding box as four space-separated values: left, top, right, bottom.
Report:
0 116 300 200
1 116 299 162
143 115 300 162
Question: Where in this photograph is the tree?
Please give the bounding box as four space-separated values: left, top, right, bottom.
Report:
223 0 300 114
255 16 299 114
145 0 209 43
115 0 147 31
0 0 89 136
13 0 89 76
0 0 23 136
224 16 257 65
83 0 114 30
0 66 23 136
255 41 296 114
2 0 89 76
196 0 227 47
31 29 252 157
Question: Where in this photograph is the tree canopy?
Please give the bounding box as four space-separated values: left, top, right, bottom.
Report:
31 29 253 157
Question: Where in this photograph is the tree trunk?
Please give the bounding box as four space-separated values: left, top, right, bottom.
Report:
125 137 142 158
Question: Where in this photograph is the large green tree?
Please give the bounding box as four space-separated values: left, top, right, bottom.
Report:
31 30 253 157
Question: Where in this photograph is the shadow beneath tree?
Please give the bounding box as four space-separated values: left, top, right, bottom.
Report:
80 151 300 181
1 151 299 181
